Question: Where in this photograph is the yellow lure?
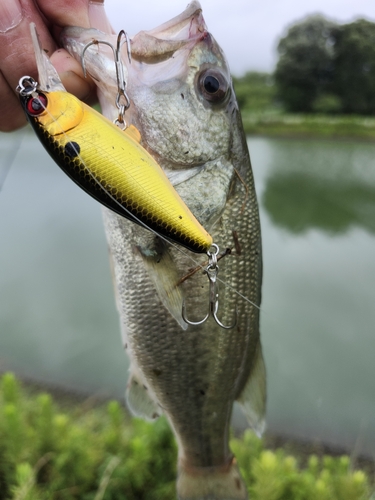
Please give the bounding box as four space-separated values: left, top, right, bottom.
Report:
21 89 212 253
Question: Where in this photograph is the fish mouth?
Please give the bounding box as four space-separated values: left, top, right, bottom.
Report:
130 1 208 62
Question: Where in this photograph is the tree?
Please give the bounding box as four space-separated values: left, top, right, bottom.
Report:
232 72 275 112
275 16 337 112
333 19 375 114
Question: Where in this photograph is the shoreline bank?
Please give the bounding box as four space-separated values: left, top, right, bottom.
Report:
241 112 375 141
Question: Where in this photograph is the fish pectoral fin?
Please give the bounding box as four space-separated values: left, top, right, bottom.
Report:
137 241 188 330
126 371 161 421
164 165 204 186
236 343 266 437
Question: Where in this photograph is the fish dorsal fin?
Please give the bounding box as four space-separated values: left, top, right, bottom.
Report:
126 370 161 421
236 343 266 437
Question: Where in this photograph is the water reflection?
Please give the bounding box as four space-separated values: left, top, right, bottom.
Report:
261 138 375 235
264 174 375 234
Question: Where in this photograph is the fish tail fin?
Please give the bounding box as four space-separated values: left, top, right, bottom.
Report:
176 457 248 500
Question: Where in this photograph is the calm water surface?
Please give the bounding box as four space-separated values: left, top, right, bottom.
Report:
1 130 374 457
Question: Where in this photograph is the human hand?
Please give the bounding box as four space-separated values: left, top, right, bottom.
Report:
0 0 109 132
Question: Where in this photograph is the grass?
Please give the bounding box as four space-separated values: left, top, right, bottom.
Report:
0 372 373 499
241 110 375 140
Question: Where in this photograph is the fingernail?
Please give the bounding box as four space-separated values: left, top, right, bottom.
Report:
0 0 23 33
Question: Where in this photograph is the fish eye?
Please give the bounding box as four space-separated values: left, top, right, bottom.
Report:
198 69 229 103
26 94 48 116
204 75 220 93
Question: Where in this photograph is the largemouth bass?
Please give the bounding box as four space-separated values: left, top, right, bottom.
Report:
62 2 266 499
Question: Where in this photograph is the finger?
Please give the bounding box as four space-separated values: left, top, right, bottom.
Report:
38 0 110 106
50 48 98 104
0 0 56 100
0 0 58 131
0 71 27 132
37 0 114 34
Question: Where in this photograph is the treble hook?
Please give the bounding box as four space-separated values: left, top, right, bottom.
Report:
81 30 132 129
182 244 237 330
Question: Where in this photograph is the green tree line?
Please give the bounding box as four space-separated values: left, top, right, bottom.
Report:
235 16 375 116
275 16 375 114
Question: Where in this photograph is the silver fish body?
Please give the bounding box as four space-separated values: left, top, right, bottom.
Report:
63 3 265 499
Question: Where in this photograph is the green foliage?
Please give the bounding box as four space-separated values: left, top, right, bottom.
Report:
233 72 277 113
0 374 177 499
274 15 375 115
240 111 375 139
232 433 372 500
333 19 375 114
274 16 337 112
0 373 372 500
312 93 342 114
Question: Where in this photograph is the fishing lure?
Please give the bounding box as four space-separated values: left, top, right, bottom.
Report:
16 24 237 329
16 77 212 254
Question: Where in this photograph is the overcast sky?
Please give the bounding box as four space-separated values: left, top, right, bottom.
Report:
104 0 375 75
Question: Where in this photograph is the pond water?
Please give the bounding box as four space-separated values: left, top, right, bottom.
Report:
1 130 374 458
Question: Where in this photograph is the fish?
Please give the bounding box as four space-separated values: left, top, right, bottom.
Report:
61 2 266 499
16 25 212 255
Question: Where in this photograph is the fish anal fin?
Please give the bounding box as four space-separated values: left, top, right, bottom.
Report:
126 371 161 421
236 343 266 437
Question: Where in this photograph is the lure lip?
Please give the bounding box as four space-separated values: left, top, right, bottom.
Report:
29 23 66 94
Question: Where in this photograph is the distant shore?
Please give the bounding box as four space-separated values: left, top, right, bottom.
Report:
241 111 375 140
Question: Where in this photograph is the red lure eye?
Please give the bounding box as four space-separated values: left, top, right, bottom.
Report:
26 94 47 116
